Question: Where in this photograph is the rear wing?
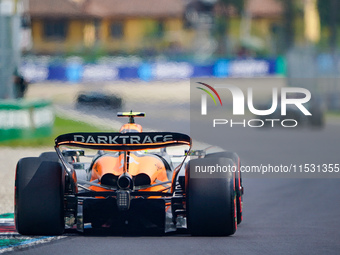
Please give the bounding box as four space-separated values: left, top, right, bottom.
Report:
55 132 191 151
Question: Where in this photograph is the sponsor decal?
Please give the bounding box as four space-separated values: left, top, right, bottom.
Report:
0 107 53 129
21 64 49 83
228 59 270 77
73 134 174 144
120 156 139 168
152 62 194 80
82 64 119 81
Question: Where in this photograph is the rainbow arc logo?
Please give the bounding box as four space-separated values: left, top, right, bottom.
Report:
196 82 223 115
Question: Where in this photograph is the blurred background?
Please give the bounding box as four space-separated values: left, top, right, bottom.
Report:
2 0 340 93
1 0 340 152
1 0 340 130
1 0 340 99
2 0 340 89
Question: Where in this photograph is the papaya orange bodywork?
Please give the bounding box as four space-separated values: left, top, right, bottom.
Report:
89 152 170 192
120 123 143 133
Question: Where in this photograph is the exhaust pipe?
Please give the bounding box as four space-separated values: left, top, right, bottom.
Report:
117 173 133 211
117 173 133 189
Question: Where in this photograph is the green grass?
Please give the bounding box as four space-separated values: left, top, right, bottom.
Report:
0 115 106 147
327 111 340 117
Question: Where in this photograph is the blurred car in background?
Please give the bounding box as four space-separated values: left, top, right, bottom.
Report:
76 92 123 109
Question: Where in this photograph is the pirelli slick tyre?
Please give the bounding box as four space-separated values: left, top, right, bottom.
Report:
185 157 237 236
15 157 65 235
206 152 243 224
39 152 60 162
40 151 73 164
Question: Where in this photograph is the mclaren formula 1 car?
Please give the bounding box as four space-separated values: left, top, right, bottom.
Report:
15 112 243 236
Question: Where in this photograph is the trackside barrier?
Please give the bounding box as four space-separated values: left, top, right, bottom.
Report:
21 58 286 83
0 100 54 141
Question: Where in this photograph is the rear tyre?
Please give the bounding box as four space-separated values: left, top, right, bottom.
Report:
186 157 237 236
39 152 59 162
40 151 73 164
206 152 243 224
15 157 65 235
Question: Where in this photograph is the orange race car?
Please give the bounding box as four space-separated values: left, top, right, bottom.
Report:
14 112 243 236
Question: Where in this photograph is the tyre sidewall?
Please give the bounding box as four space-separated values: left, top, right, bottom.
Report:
185 157 237 236
15 157 65 235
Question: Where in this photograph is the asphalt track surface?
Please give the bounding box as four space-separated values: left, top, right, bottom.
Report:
6 103 340 254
